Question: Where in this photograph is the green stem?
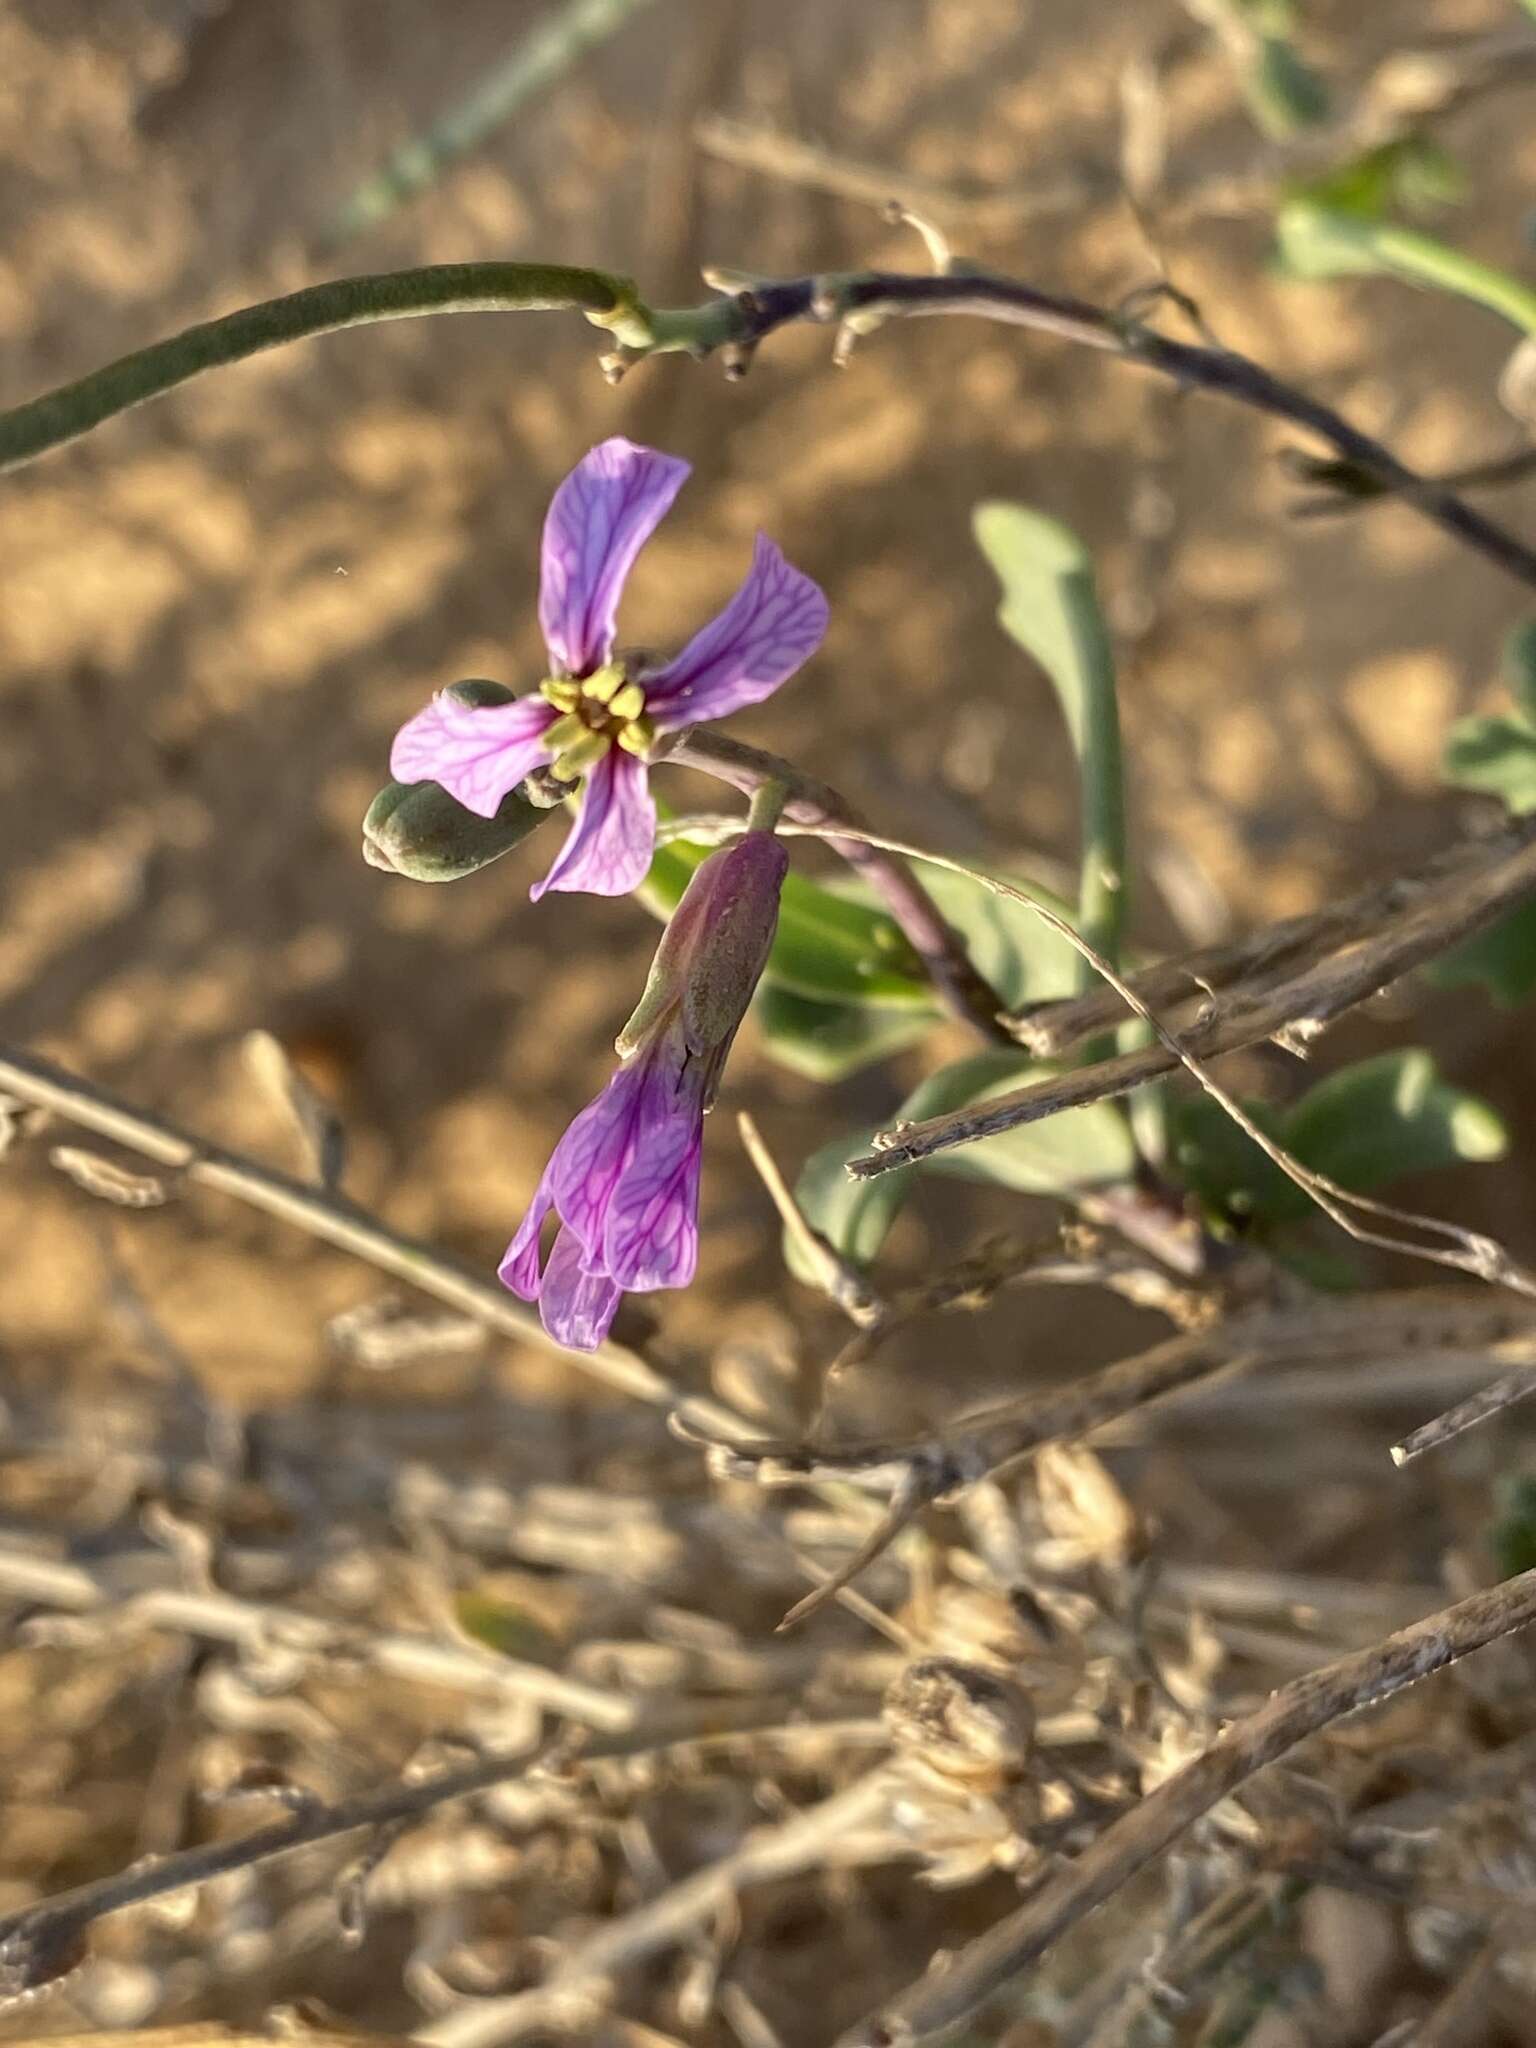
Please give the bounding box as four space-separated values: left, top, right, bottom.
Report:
0 262 643 472
746 780 790 833
1368 220 1536 336
325 0 666 246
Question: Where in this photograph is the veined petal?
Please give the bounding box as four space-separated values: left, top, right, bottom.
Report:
539 438 690 676
544 1053 651 1254
531 748 656 900
538 1226 624 1350
603 1112 702 1292
648 535 828 728
391 694 558 819
498 1166 558 1299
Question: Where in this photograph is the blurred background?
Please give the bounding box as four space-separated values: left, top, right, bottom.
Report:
2 0 1536 2039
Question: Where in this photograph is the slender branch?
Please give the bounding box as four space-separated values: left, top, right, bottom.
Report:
323 0 666 246
0 1706 878 1999
670 730 1015 1044
837 1569 1536 2046
630 270 1536 593
759 821 1536 1296
0 1541 629 1723
0 1044 674 1409
0 264 643 472
675 1292 1536 1610
839 825 1536 1204
1391 1347 1536 1466
736 1110 885 1327
1017 819 1536 1060
418 1771 899 2048
6 259 1533 593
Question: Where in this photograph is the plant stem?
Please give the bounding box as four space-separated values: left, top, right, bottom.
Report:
6 261 1535 591
0 1043 673 1408
323 0 666 246
670 729 1014 1044
839 1568 1536 2046
0 263 641 472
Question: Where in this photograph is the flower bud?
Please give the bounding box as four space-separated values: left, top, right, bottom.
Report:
362 681 550 881
617 831 788 1098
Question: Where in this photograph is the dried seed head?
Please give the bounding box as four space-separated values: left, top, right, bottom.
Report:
883 1656 1034 1785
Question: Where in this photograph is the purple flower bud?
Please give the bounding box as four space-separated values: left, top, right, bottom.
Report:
500 831 787 1350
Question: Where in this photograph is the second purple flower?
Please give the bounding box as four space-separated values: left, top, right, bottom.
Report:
390 438 828 900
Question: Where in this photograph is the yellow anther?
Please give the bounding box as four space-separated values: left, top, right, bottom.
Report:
616 713 656 757
539 677 581 711
581 663 626 706
552 728 614 780
607 680 646 721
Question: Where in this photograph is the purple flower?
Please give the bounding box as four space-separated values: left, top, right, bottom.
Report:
390 439 827 900
501 830 789 1350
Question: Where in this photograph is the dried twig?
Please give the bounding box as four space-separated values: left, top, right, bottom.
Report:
1016 820 1536 1060
418 1771 900 2047
677 1292 1536 1614
807 826 1536 1301
692 114 1100 229
0 1544 631 1730
0 1707 876 2000
1391 1343 1536 1466
0 1044 675 1410
737 1111 884 1327
847 824 1536 1176
837 1569 1536 2046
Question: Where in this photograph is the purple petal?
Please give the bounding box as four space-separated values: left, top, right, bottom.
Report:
498 1166 557 1299
391 694 558 820
603 1114 702 1292
647 535 828 729
544 1054 651 1254
537 1226 624 1350
539 438 690 676
531 748 656 900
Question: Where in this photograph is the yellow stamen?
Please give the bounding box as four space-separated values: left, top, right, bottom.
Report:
616 713 656 757
607 680 645 721
552 729 614 780
582 663 626 706
539 677 581 711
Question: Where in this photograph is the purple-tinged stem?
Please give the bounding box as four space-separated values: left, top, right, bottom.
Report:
669 729 1014 1045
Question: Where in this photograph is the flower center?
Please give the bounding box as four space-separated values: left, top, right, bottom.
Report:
538 662 655 780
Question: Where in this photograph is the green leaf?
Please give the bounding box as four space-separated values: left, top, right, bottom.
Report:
1492 1475 1536 1581
1505 620 1536 727
1274 203 1536 335
1243 34 1331 138
1297 138 1464 225
1171 1094 1300 1229
639 832 931 1009
1427 899 1536 1008
754 984 939 1082
787 1123 897 1286
1283 1049 1507 1188
973 503 1126 979
1170 1050 1505 1232
904 862 1085 1011
790 1050 1136 1277
1443 713 1536 813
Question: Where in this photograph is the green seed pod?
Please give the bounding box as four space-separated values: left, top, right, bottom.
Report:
362 680 550 882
